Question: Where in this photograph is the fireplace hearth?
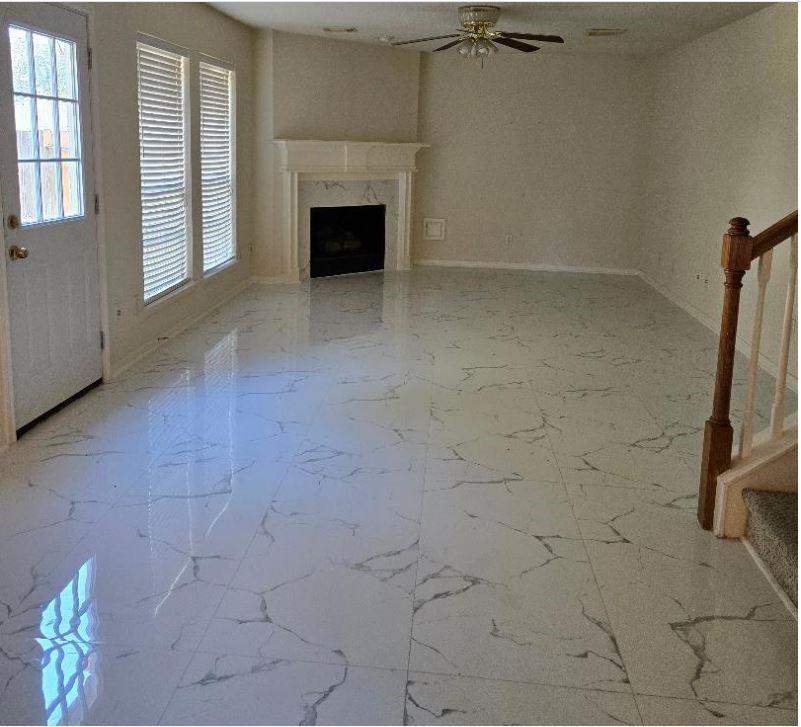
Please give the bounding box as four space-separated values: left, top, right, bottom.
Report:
310 204 386 278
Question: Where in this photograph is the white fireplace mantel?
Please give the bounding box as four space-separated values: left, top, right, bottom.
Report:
274 140 428 279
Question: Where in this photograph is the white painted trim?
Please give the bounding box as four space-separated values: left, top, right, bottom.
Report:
110 277 251 379
0 178 15 449
741 537 798 619
413 258 640 276
639 270 798 392
713 425 797 537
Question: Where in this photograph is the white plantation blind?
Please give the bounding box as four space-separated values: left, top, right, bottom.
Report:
137 42 190 302
199 62 235 272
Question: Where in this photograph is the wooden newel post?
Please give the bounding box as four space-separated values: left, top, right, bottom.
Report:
697 217 753 529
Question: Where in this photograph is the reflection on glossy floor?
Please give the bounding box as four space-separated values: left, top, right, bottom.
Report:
0 268 796 726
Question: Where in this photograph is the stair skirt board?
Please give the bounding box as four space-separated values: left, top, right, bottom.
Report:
742 537 798 619
743 490 798 611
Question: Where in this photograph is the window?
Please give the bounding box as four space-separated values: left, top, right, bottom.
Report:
199 62 235 272
9 26 84 225
137 42 190 303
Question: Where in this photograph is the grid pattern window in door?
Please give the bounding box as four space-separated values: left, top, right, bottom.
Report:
199 61 235 272
8 26 84 225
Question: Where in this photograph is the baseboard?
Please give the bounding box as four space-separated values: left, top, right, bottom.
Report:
251 270 301 285
412 258 640 276
639 271 798 392
110 277 253 380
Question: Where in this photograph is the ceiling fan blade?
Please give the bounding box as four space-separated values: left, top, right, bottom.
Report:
391 33 461 46
498 32 564 43
493 36 540 53
433 38 467 52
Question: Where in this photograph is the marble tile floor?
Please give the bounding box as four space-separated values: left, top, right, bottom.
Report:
0 268 796 726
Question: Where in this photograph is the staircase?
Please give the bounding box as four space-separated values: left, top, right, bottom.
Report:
743 490 798 606
698 211 798 609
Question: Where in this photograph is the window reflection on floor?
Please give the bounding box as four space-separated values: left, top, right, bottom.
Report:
35 558 99 725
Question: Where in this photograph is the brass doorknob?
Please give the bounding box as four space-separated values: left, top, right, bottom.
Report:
8 245 28 260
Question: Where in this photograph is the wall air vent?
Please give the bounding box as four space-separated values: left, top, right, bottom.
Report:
585 28 628 37
322 26 358 33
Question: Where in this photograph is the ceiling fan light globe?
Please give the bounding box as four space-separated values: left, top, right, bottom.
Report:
457 40 473 57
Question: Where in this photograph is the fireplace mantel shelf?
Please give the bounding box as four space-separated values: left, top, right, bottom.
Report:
274 140 428 174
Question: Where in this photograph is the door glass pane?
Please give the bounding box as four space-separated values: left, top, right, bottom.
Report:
17 162 38 224
55 39 76 99
32 33 55 96
7 26 84 225
9 26 32 93
14 96 35 158
36 98 58 158
58 101 79 158
40 162 61 220
61 161 83 217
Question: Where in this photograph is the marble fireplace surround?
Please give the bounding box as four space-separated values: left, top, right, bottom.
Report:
274 140 428 280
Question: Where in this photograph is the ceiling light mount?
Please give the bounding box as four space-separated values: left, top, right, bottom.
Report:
391 5 564 63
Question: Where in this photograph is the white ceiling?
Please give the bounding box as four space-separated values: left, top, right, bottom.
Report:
208 2 770 55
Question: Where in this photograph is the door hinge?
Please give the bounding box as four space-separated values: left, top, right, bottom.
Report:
99 330 105 350
94 195 100 214
87 47 92 70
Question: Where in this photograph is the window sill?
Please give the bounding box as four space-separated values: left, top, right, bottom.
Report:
142 257 241 319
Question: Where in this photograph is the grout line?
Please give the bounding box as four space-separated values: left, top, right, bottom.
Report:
631 689 798 713
402 366 434 724
531 383 643 722
155 441 305 725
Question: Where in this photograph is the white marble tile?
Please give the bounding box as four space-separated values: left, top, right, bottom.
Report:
568 484 797 708
635 694 797 726
410 481 630 691
200 461 422 668
0 638 191 726
405 672 642 725
0 267 794 725
161 654 405 725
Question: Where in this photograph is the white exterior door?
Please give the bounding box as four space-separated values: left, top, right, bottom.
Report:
0 3 101 429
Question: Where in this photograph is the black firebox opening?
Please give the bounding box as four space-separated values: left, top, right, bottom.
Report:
310 204 385 278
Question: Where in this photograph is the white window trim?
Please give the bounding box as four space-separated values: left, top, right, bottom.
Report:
136 34 238 308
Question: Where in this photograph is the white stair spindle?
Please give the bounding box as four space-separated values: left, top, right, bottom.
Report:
739 249 773 458
770 233 797 439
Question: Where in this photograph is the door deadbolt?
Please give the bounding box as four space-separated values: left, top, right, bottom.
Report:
7 214 19 230
8 245 29 260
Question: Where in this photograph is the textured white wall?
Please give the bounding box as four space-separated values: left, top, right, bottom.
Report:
272 31 420 142
84 3 256 369
637 2 797 372
412 52 649 271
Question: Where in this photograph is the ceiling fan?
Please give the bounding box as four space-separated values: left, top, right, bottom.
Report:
391 5 565 61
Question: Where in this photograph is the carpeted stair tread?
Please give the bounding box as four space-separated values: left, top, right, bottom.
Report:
743 490 797 606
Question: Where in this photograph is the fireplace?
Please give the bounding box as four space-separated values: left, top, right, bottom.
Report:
310 204 386 278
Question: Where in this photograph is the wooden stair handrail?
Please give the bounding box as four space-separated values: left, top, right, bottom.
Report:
751 210 798 260
697 210 798 530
